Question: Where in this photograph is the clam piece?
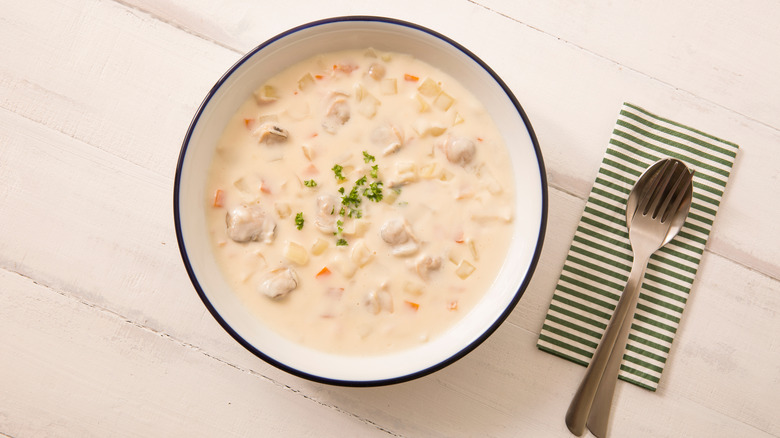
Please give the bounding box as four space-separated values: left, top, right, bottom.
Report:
258 267 299 299
367 63 386 80
442 135 476 165
380 218 419 257
314 195 339 234
415 255 442 280
363 285 394 314
251 121 288 143
322 97 351 133
225 204 276 243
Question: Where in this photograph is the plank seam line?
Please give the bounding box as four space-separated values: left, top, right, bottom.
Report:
110 0 243 55
1 265 402 437
467 0 780 134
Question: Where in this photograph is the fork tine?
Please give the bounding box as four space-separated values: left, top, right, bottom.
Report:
644 161 677 217
636 160 671 215
661 168 695 222
655 164 685 219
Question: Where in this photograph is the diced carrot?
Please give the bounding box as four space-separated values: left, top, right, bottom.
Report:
448 300 459 311
477 137 484 142
314 74 324 80
404 74 419 82
243 118 253 128
454 231 465 244
213 189 225 207
303 163 318 175
316 267 331 278
405 300 420 311
260 181 272 194
311 133 318 138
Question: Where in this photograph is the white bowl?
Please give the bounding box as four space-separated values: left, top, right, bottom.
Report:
174 16 547 386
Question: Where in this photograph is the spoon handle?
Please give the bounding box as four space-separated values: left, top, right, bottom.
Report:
585 254 650 437
565 253 649 437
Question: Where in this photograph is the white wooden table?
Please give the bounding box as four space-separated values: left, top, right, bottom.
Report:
2 1 779 436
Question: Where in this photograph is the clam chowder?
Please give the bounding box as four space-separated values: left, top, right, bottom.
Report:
206 49 515 355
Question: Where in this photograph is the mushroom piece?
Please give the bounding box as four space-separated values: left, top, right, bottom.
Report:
322 96 351 133
225 204 276 243
415 255 442 280
441 135 476 166
251 121 289 143
380 218 419 257
258 267 298 299
314 195 339 234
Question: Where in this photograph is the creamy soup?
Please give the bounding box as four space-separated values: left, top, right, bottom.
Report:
206 48 515 355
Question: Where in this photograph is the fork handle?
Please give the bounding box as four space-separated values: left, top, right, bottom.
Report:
565 253 650 437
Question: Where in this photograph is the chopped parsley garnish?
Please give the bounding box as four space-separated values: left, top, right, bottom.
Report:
355 176 367 186
303 179 317 187
294 212 304 230
336 238 348 246
370 164 379 179
363 181 383 202
363 151 376 163
332 164 346 182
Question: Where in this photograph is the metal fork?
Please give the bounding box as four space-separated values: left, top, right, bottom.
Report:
566 158 695 437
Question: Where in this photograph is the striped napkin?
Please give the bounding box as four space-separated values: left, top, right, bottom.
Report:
537 102 739 391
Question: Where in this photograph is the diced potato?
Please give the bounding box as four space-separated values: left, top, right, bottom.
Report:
274 201 291 218
455 260 476 279
388 162 417 187
353 83 367 101
433 92 455 111
380 53 392 62
418 163 438 179
411 119 446 137
357 93 381 119
467 238 479 261
283 241 309 265
382 188 400 205
333 254 358 279
311 238 329 255
403 281 424 296
343 219 371 237
298 73 315 91
301 144 314 161
233 177 252 194
253 85 278 104
453 112 465 126
438 168 455 181
379 78 397 95
418 78 441 97
413 94 429 112
350 239 374 267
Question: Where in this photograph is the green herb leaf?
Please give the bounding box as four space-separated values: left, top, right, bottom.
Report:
294 212 304 230
336 238 348 246
370 165 379 179
303 179 317 187
332 164 346 181
363 151 376 163
364 181 384 202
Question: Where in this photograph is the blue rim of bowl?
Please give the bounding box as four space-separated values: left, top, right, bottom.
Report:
174 15 548 387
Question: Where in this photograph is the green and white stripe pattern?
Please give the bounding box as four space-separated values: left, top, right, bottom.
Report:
537 102 739 391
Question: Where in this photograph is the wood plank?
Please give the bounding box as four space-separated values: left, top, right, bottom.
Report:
472 0 780 131
0 269 391 438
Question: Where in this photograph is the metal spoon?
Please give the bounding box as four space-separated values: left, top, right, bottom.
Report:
565 158 695 437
